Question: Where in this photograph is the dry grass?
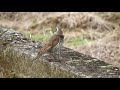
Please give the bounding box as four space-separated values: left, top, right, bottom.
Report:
0 46 77 78
78 27 120 67
0 12 120 71
0 12 116 31
96 12 120 25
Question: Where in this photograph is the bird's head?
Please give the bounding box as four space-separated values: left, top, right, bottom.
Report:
54 24 63 36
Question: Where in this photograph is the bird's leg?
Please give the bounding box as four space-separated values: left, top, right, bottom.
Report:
34 56 39 61
58 35 64 60
33 51 42 61
58 42 62 60
51 53 57 61
48 51 60 62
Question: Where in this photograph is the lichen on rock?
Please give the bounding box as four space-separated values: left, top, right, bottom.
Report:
0 27 120 78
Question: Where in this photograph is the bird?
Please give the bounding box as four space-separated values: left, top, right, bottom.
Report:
34 25 64 61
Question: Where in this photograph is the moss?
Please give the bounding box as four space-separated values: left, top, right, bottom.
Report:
0 46 78 78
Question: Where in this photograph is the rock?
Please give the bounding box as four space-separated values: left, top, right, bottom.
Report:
0 27 120 78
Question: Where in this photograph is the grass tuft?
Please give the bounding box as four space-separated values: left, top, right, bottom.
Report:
0 46 78 78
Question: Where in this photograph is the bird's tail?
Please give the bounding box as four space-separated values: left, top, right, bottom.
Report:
33 46 49 61
33 51 43 61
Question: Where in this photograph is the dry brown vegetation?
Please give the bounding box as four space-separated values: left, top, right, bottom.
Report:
0 46 76 78
0 12 120 68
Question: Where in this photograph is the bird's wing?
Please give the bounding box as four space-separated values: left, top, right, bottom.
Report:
34 35 60 60
41 35 60 53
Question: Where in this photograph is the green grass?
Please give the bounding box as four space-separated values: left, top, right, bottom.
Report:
20 30 50 42
31 34 49 41
66 37 92 48
21 31 91 44
19 30 94 50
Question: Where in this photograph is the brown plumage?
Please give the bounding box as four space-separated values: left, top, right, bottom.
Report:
39 35 61 54
34 25 64 61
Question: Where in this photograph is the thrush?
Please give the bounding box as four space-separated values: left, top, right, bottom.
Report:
34 25 64 61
